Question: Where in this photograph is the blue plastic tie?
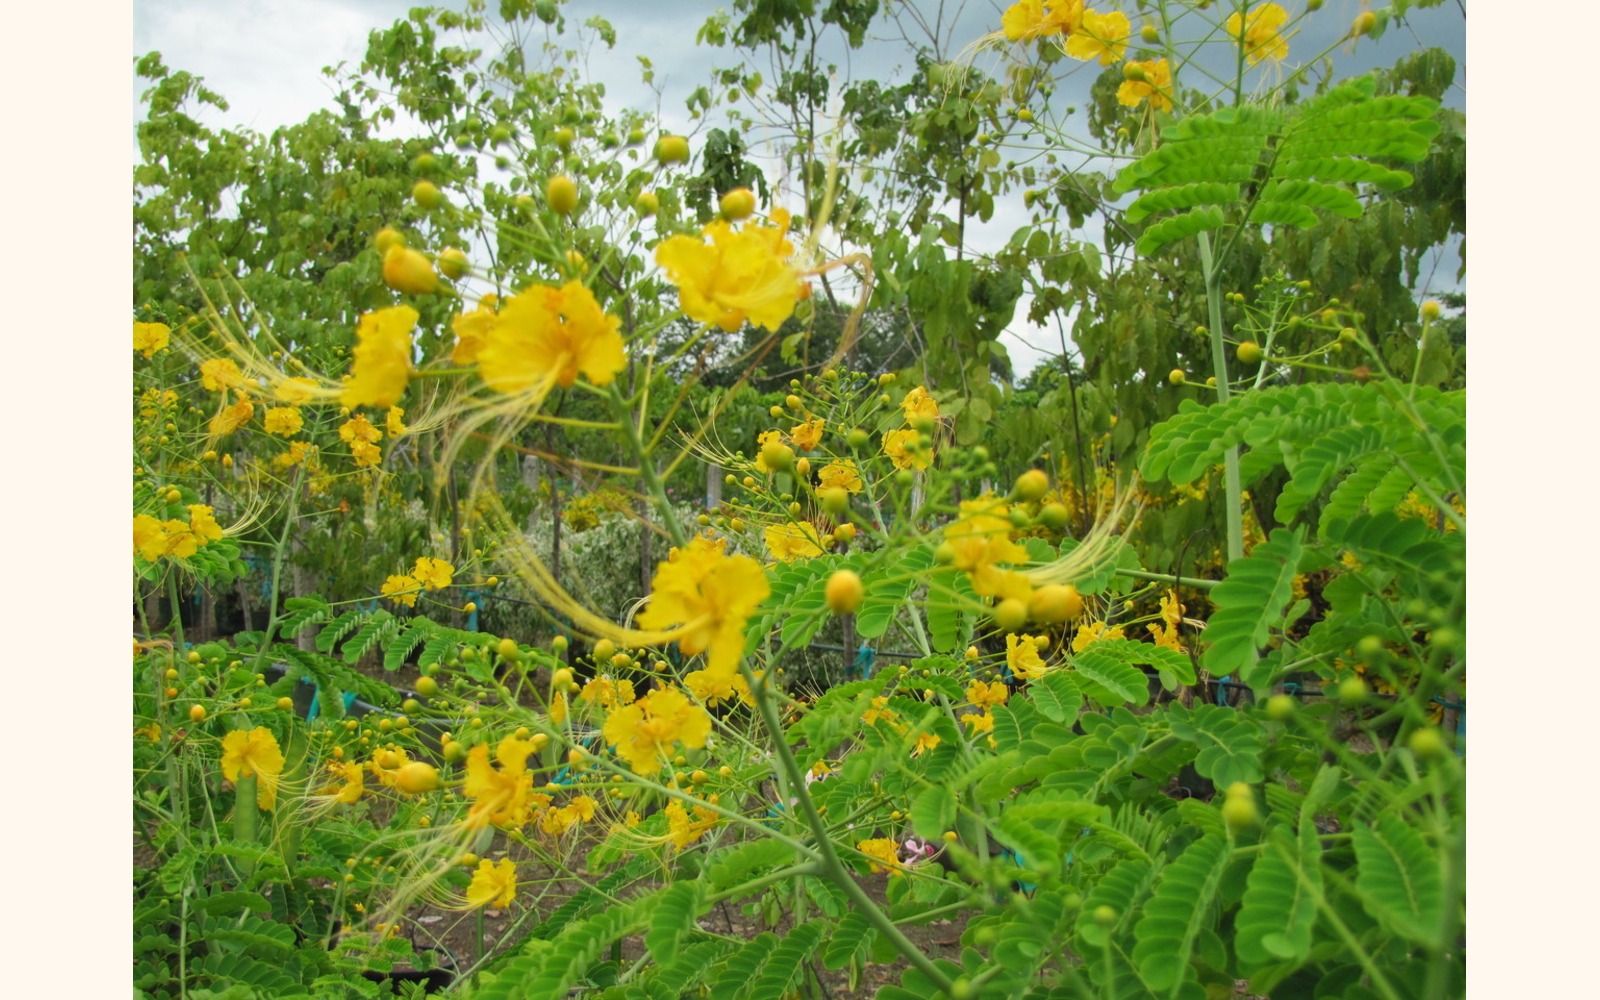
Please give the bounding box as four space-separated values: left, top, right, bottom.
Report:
853 644 877 680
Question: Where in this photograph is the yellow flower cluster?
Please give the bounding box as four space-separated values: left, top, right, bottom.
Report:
263 406 304 438
765 521 824 563
655 208 807 333
463 735 540 829
210 398 254 438
133 320 171 359
1001 1 1129 66
882 385 939 471
536 794 599 836
220 727 285 809
944 497 1033 601
1226 3 1290 65
476 281 626 394
339 413 383 468
1118 59 1174 112
133 504 225 562
466 858 517 909
1006 633 1051 681
341 305 417 409
666 798 719 850
1072 619 1126 653
380 556 454 608
1147 590 1186 652
602 686 712 775
857 838 903 875
637 535 770 679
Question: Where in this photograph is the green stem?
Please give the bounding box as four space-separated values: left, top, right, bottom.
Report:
249 465 307 676
608 383 686 548
1197 230 1244 563
746 668 957 995
1114 567 1218 591
234 774 259 880
166 572 186 651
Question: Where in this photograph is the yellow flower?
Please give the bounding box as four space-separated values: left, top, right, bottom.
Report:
478 282 626 394
263 407 304 438
1001 0 1083 40
321 761 365 804
1065 9 1130 65
602 686 712 775
900 386 939 421
1071 620 1126 653
684 666 753 707
817 460 863 494
862 696 898 727
339 414 382 444
578 675 636 712
160 519 202 559
386 406 408 437
666 799 719 850
538 794 599 836
368 747 412 788
1226 3 1290 64
764 521 824 563
1148 620 1185 652
188 504 224 543
133 321 170 358
465 858 517 909
220 727 286 809
550 690 569 725
134 515 168 561
464 736 539 829
1159 590 1184 626
967 679 1009 709
1007 633 1051 681
341 306 416 409
790 418 824 451
883 428 930 471
1117 58 1174 112
654 210 806 333
944 499 1032 599
274 377 318 405
857 838 902 874
350 440 382 468
451 301 496 366
910 730 942 757
963 710 995 735
753 429 786 473
382 575 421 607
344 305 419 412
209 399 253 437
637 535 771 678
412 556 454 591
199 358 243 392
273 441 313 469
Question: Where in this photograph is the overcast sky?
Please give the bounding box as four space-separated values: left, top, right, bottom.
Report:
132 0 1465 375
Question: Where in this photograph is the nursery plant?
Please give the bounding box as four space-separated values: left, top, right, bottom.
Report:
133 1 1464 998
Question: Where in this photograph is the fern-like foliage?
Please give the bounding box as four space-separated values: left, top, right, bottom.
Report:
1352 813 1444 947
470 888 663 1000
272 643 399 708
1131 832 1231 993
1113 75 1439 255
1197 527 1307 691
1165 703 1265 788
1235 824 1322 971
1139 382 1464 535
